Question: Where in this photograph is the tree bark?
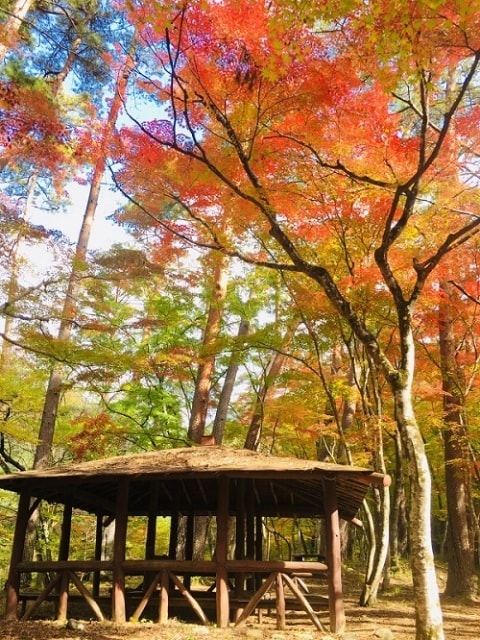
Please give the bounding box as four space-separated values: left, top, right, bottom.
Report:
244 322 298 451
188 253 229 443
391 330 443 640
360 369 390 606
212 318 249 444
438 281 475 596
0 0 34 63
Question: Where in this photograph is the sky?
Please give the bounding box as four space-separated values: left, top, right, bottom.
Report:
37 181 132 251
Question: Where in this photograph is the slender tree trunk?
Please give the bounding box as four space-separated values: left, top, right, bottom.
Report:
34 50 135 469
244 322 298 451
212 318 249 444
360 368 390 606
188 253 229 443
438 281 475 596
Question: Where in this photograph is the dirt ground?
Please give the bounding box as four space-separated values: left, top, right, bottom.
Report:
0 572 478 640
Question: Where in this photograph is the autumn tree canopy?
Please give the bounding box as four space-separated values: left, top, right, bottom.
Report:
2 2 480 640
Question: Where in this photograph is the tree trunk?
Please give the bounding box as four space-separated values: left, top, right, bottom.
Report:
244 322 298 451
188 253 229 443
392 364 443 640
360 370 390 606
0 0 34 63
438 281 475 596
33 50 135 470
212 318 249 444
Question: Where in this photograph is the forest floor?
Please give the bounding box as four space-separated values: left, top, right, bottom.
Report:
0 567 478 640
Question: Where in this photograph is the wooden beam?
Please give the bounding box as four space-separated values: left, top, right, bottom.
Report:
323 476 345 634
112 477 129 623
215 476 230 628
68 570 104 621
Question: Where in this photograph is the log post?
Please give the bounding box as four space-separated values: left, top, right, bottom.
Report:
216 476 230 628
323 475 345 634
93 514 103 597
276 572 286 630
145 481 159 589
158 569 170 624
168 512 179 559
234 479 246 619
5 490 32 620
56 502 72 620
112 478 129 623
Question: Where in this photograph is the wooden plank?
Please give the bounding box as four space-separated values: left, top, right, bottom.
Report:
17 560 111 572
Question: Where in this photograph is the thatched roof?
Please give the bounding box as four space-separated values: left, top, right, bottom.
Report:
0 446 389 521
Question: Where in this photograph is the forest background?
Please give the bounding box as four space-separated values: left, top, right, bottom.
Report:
1 2 480 640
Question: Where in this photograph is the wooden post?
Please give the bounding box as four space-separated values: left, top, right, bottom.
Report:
158 569 170 624
57 502 72 621
145 481 159 589
216 476 230 628
323 475 345 634
234 480 246 620
5 489 31 620
168 512 179 559
276 572 286 630
255 512 263 591
93 514 103 597
112 478 129 623
245 479 255 591
184 511 194 591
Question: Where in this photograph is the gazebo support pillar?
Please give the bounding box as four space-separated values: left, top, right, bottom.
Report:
323 475 345 634
5 489 31 620
112 478 129 623
56 502 73 621
215 477 230 628
93 514 103 597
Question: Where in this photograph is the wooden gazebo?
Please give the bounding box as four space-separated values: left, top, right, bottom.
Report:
0 445 389 633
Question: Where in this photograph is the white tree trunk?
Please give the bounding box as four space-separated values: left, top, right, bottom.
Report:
392 329 444 640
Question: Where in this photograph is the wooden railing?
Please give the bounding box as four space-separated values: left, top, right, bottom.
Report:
13 558 329 629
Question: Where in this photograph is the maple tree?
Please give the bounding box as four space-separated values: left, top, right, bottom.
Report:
111 2 480 638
